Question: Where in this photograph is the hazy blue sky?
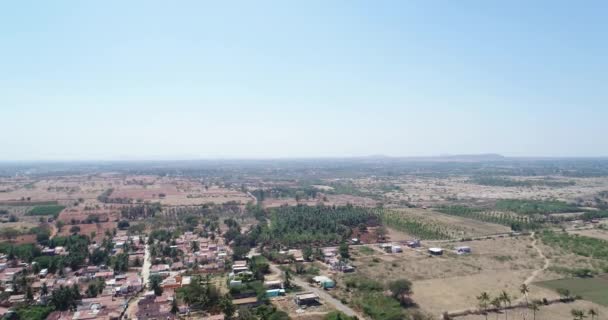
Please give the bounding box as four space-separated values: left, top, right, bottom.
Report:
1 1 607 160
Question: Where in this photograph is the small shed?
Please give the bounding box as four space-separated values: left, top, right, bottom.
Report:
391 245 402 253
294 292 320 305
428 247 443 255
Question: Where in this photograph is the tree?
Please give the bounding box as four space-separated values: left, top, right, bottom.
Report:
358 223 368 233
520 283 530 307
557 288 572 301
324 311 358 320
118 220 130 230
220 295 236 319
171 297 179 314
303 246 313 261
237 306 255 320
283 269 292 289
149 275 163 296
26 285 34 301
56 220 65 232
571 309 586 320
268 311 290 320
389 279 413 305
588 308 598 320
339 241 350 260
70 226 81 234
491 297 502 320
375 226 388 240
41 282 49 296
499 291 511 320
529 301 540 320
477 292 490 320
191 240 200 252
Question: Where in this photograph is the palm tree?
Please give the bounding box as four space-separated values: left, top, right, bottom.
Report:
500 291 511 320
520 283 530 306
529 301 540 320
588 308 598 320
477 292 491 320
491 297 502 320
571 309 586 320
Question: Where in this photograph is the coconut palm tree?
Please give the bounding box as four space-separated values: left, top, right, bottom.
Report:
520 283 530 307
588 308 598 320
477 292 491 320
529 301 540 320
571 309 586 320
491 297 503 320
500 291 511 320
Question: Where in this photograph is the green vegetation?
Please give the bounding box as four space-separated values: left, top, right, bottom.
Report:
356 292 404 320
27 205 65 217
252 186 319 201
537 277 608 306
50 285 82 310
381 210 451 239
97 188 114 203
540 230 608 261
324 311 358 320
12 305 54 320
358 246 375 255
263 205 379 247
343 275 417 320
438 205 542 230
471 177 575 188
580 211 608 221
495 199 579 215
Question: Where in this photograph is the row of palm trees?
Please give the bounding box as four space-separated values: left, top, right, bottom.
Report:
571 308 599 320
476 289 514 320
476 284 599 320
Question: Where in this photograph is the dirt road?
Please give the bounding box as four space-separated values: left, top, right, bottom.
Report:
523 232 550 285
122 242 152 319
268 263 365 319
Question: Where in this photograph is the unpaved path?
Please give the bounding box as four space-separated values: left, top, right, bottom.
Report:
446 232 550 316
122 242 151 319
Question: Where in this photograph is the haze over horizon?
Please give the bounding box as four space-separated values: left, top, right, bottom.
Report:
2 1 607 161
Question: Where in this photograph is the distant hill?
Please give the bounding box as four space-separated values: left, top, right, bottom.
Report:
436 153 506 161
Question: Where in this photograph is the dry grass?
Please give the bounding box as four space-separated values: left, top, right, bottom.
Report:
457 298 608 320
349 236 544 316
568 228 608 241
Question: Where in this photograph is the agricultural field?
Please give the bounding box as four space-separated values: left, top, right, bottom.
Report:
381 208 510 239
262 194 377 208
537 277 608 306
107 183 253 206
0 176 118 203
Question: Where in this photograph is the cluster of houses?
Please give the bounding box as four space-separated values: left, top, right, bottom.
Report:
133 231 231 319
0 230 146 319
166 231 229 272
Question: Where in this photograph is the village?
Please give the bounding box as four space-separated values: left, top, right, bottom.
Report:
0 163 607 320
